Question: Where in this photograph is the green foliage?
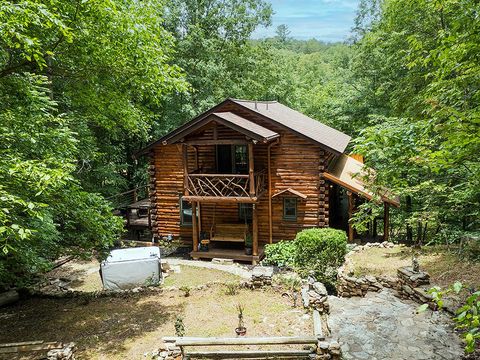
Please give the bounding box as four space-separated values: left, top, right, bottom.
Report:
421 282 480 354
263 240 296 268
180 285 191 297
224 282 239 296
174 315 186 337
264 228 348 288
292 228 348 283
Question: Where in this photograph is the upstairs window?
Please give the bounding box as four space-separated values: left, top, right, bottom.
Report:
283 198 297 221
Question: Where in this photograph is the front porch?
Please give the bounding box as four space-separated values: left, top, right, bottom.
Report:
190 243 265 265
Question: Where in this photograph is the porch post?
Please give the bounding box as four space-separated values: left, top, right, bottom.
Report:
192 201 199 251
252 203 258 257
183 144 189 196
347 191 355 242
248 142 255 196
383 202 390 242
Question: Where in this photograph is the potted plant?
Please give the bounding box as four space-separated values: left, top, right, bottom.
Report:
245 233 253 255
235 304 247 336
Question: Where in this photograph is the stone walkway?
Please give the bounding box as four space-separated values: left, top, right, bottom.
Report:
328 289 463 360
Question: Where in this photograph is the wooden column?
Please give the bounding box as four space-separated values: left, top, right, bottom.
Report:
347 191 355 242
192 201 199 251
252 203 258 257
267 143 273 244
183 144 189 196
383 202 390 242
248 142 255 196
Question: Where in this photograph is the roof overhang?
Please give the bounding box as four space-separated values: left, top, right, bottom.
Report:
272 188 308 200
325 154 400 207
162 112 279 145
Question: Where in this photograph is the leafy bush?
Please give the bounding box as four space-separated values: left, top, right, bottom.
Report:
293 228 348 284
263 240 296 267
263 228 348 289
420 282 480 354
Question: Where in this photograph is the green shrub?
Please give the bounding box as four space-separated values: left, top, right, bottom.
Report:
292 228 348 286
263 240 296 267
263 228 348 290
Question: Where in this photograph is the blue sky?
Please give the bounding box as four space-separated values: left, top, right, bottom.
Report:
252 0 360 42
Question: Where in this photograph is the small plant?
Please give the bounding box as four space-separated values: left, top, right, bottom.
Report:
224 282 238 295
144 273 160 287
235 304 246 336
180 285 191 297
174 315 185 337
281 277 302 307
418 282 480 354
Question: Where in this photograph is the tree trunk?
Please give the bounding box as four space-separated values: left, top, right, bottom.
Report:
406 195 413 244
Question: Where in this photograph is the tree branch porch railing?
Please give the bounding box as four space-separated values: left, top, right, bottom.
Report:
187 170 267 199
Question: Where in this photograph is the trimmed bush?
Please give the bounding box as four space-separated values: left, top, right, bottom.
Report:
263 228 348 289
292 228 348 285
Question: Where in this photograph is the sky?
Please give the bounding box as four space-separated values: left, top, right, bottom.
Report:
252 0 360 42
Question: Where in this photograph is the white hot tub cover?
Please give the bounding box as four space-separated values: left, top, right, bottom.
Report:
101 247 161 290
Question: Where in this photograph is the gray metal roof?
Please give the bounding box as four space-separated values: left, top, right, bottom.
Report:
231 99 351 153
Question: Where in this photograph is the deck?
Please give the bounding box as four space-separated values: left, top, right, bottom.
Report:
190 244 265 265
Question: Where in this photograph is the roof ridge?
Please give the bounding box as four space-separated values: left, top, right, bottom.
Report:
229 98 278 104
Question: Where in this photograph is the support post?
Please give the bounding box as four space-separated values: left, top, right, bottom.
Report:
268 142 273 244
248 143 255 196
183 144 189 196
252 203 258 257
383 202 390 242
347 191 355 242
192 201 198 252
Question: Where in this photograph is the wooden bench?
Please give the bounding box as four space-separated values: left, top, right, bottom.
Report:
210 223 248 243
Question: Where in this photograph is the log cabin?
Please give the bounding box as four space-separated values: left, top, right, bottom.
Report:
136 99 399 264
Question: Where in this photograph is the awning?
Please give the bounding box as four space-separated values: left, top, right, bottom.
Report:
324 154 400 207
272 188 308 200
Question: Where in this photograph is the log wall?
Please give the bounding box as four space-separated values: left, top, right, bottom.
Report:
149 102 333 244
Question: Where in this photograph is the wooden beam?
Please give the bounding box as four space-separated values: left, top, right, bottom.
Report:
252 203 258 257
268 142 273 244
185 139 249 146
192 201 198 252
182 196 258 203
181 350 312 359
172 336 318 346
383 202 390 242
347 191 355 242
248 142 254 196
183 144 189 196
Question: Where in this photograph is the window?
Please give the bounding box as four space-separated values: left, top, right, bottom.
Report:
215 144 249 174
283 198 297 220
180 198 197 226
238 203 253 222
234 145 248 174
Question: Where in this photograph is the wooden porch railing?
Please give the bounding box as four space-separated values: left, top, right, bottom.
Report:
187 170 267 198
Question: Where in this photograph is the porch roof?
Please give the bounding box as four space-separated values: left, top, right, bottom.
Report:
324 154 400 207
161 112 280 145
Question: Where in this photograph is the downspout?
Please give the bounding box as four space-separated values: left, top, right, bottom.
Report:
268 139 280 244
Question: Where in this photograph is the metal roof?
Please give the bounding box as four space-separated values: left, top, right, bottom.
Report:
135 98 351 156
324 154 400 207
231 99 351 154
163 112 280 144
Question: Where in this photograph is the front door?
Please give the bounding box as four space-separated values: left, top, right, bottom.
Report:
216 145 233 173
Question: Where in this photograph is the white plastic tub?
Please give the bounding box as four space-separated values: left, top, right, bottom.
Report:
100 247 162 290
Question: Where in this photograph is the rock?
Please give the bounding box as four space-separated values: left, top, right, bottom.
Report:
313 282 328 296
212 258 234 265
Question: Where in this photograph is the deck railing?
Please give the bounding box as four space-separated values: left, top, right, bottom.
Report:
187 170 267 198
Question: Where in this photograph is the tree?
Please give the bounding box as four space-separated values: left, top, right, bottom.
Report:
275 24 291 43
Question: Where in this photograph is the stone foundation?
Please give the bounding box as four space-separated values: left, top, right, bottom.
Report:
316 340 341 360
46 343 76 360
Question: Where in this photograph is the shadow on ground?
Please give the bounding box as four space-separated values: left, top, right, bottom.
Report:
0 294 182 358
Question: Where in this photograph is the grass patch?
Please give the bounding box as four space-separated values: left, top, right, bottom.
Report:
350 245 480 290
163 265 241 287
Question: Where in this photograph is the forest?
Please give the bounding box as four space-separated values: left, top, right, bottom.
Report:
1 0 479 289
